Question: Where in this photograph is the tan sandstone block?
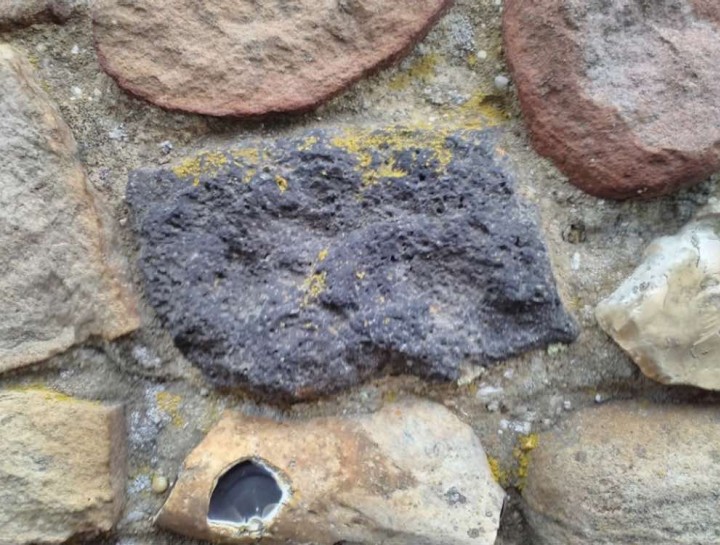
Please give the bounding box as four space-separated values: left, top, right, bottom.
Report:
0 44 138 374
0 389 127 545
157 399 505 545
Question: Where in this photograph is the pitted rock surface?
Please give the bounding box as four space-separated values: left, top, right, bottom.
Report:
127 129 578 400
92 0 452 117
0 45 138 374
504 0 720 199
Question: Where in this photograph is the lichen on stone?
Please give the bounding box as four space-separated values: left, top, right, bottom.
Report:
127 128 578 400
513 433 539 490
330 127 455 188
389 53 440 91
172 151 229 186
488 456 509 487
155 391 184 427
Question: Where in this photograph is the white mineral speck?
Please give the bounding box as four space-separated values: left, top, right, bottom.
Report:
476 385 503 400
151 474 169 494
571 252 581 271
108 125 128 141
494 74 510 92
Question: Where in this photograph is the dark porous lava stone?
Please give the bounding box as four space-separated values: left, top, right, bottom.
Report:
127 129 577 400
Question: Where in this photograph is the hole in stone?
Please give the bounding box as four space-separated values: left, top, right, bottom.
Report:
208 460 283 526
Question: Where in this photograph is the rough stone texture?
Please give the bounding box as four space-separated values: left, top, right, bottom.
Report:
0 45 138 373
91 0 453 117
157 398 505 545
5 2 720 544
596 200 720 390
127 129 577 400
0 0 79 29
503 0 720 199
0 389 127 545
523 402 720 545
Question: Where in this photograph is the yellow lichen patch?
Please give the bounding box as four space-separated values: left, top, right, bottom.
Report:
457 91 509 127
203 151 229 169
231 148 262 183
464 382 479 396
302 272 327 306
389 53 439 91
298 135 319 151
300 248 331 305
488 456 509 487
330 128 454 188
370 158 408 186
9 384 83 404
356 270 366 280
518 433 539 451
231 147 261 165
156 391 184 427
566 294 584 311
513 433 540 490
275 175 289 193
382 390 398 404
173 151 229 186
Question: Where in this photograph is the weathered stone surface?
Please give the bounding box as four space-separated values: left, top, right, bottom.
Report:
157 398 505 545
596 201 720 390
92 0 452 117
0 0 79 29
503 0 720 199
523 402 720 545
0 45 138 373
127 129 577 400
0 389 127 545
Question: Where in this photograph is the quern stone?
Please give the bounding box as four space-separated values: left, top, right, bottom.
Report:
504 0 720 199
92 0 452 117
127 129 577 400
523 402 720 545
0 389 127 545
157 398 505 545
0 45 138 373
596 201 720 390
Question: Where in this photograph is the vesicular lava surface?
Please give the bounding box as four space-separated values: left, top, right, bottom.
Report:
127 128 578 400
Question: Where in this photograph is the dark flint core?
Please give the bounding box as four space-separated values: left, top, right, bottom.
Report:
208 461 283 524
127 129 578 401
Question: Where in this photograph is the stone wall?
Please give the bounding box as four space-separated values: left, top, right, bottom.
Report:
1 1 719 545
